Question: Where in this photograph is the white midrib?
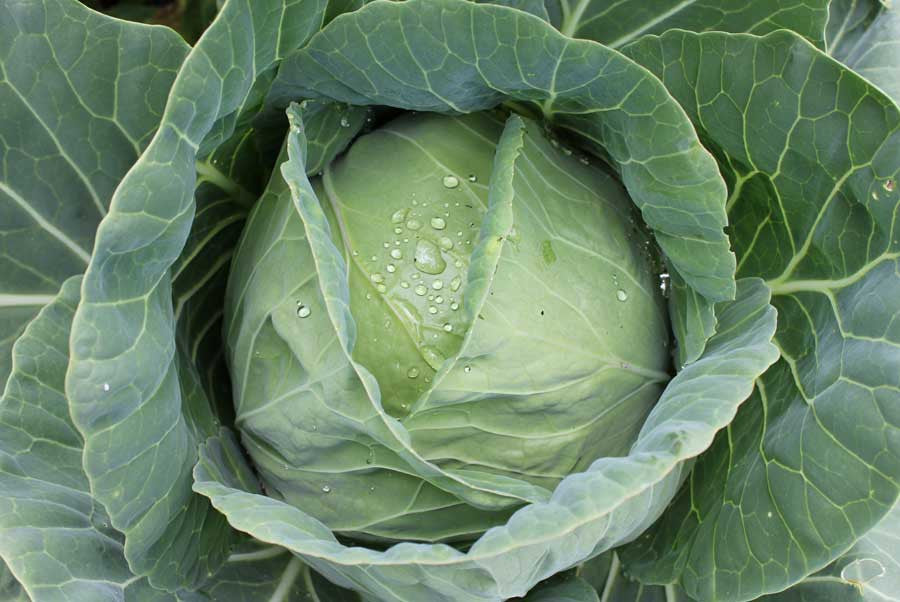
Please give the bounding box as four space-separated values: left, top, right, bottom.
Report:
0 293 58 307
0 181 91 264
606 0 699 48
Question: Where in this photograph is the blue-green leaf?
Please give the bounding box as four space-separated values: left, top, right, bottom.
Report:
553 0 828 47
0 277 192 602
621 29 900 602
0 0 188 386
828 0 900 103
64 0 328 591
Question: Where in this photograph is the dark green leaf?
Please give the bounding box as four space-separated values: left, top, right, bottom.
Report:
553 0 829 47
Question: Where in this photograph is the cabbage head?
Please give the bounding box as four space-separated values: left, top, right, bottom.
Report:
226 110 670 542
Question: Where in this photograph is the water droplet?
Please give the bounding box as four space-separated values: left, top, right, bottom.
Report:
579 156 590 165
427 295 434 301
340 116 350 127
386 264 396 273
102 383 110 392
406 219 422 230
382 242 390 248
443 323 453 332
450 276 462 291
435 295 444 304
454 259 463 268
365 292 372 300
442 175 460 189
411 273 420 280
439 237 454 250
297 304 311 318
321 485 332 493
432 279 443 290
365 449 375 464
422 346 445 370
430 217 446 230
369 486 376 493
415 284 428 296
393 227 403 235
428 305 438 314
616 289 628 302
386 249 401 262
352 250 359 257
450 302 459 311
413 240 447 274
391 208 409 224
376 284 387 293
468 174 477 182
311 424 318 431
456 231 463 237
658 273 670 296
885 179 895 192
400 281 410 288
371 273 385 284
463 365 472 373
370 255 378 261
407 366 420 379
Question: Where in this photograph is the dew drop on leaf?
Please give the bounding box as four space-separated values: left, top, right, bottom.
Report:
616 289 628 302
296 304 311 318
430 217 446 230
391 208 409 224
406 366 420 379
413 240 446 274
442 175 459 189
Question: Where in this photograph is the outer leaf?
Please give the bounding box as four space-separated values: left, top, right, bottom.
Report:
270 0 735 308
582 503 898 601
621 30 900 601
758 501 900 602
827 0 900 103
0 0 188 385
477 0 551 21
204 540 361 602
64 0 328 591
0 560 27 602
552 0 829 47
579 552 686 602
521 577 599 602
196 100 778 601
0 277 191 602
